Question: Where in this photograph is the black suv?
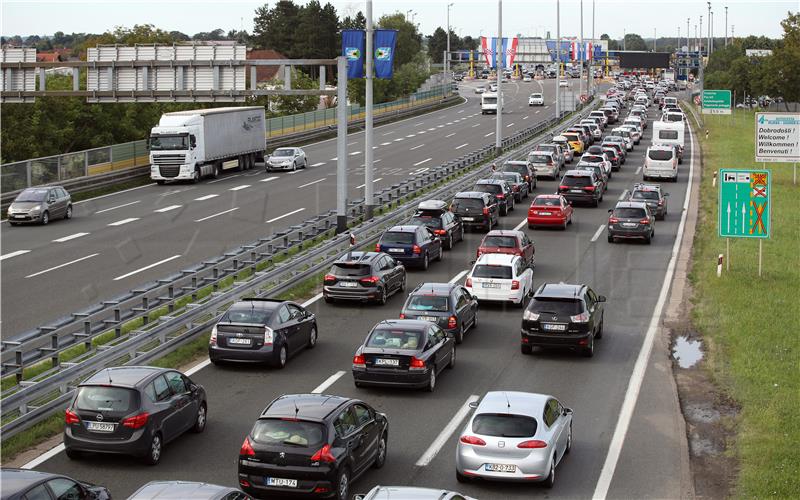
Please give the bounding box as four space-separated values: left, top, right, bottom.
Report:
64 366 207 465
500 160 537 191
407 200 464 250
323 251 406 305
558 170 604 206
400 282 478 344
238 394 388 500
473 179 514 215
520 283 606 357
628 182 669 219
449 192 499 232
0 469 110 500
209 298 318 368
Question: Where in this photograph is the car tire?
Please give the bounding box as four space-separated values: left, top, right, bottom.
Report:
421 253 429 270
455 324 464 344
568 214 573 225
192 403 207 433
456 470 471 483
645 233 652 245
212 163 220 178
65 448 81 460
292 161 297 172
156 180 166 185
500 205 508 216
448 348 456 369
592 197 599 208
373 434 388 469
521 344 533 355
335 468 350 500
143 433 163 466
436 246 443 261
307 326 318 348
40 211 49 225
596 318 604 339
426 369 436 392
446 233 453 250
302 158 308 169
608 234 614 243
377 287 388 306
324 295 334 304
543 457 556 488
273 344 288 369
65 205 73 220
582 335 595 358
562 219 568 230
566 422 573 454
9 222 18 226
400 275 407 292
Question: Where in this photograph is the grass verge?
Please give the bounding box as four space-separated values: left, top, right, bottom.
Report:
688 108 799 497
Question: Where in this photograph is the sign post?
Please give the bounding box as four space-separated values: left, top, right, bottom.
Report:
718 169 770 276
702 89 731 115
754 112 800 185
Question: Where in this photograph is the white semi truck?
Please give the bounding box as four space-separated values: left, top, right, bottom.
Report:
149 106 266 184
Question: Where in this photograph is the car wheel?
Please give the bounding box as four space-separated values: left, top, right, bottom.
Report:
378 287 388 305
421 253 429 270
446 233 453 250
273 344 288 369
65 448 82 460
292 161 297 172
566 422 573 454
373 434 388 469
608 234 614 243
562 219 568 230
521 344 533 355
427 369 436 392
40 211 49 225
212 163 220 178
143 433 162 465
568 214 573 225
456 470 471 483
448 347 456 369
645 233 652 245
192 169 200 183
543 457 556 488
436 246 443 261
592 197 599 208
307 326 318 348
400 275 407 292
65 205 73 220
582 335 595 358
596 318 604 339
192 403 207 433
303 158 308 169
500 205 508 216
335 468 350 500
455 324 464 344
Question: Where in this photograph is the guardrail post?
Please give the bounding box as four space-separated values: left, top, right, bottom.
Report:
141 297 149 325
83 321 92 350
15 350 23 383
192 277 198 301
51 333 59 368
114 308 121 338
167 287 174 314
213 268 219 292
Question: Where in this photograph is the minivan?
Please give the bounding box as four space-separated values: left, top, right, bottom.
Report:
643 145 678 181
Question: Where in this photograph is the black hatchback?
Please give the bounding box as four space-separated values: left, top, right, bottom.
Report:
520 283 606 357
450 192 499 232
558 170 603 207
323 252 406 305
400 282 478 344
0 469 110 500
407 200 464 250
473 179 514 215
238 394 388 500
64 366 207 465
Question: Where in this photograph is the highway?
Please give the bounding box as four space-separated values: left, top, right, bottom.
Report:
1 78 572 338
30 97 694 498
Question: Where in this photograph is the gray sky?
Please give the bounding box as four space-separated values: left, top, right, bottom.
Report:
1 0 794 41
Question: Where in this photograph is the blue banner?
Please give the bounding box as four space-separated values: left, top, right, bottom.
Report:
342 29 365 78
374 29 398 79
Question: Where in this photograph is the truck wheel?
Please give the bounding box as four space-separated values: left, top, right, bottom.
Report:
156 180 165 185
211 163 220 179
192 169 200 183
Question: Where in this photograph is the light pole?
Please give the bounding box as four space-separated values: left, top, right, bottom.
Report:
365 0 375 219
687 18 690 51
725 6 728 47
710 10 714 55
623 28 626 51
556 0 561 119
707 2 711 57
495 0 503 154
446 3 454 82
589 0 595 95
406 9 412 22
579 0 583 98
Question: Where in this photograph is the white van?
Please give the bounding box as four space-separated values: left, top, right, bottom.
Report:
481 92 502 114
643 145 678 181
652 121 685 163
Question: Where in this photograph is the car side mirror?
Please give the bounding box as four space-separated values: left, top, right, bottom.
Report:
563 407 574 416
353 495 367 500
468 401 479 409
607 209 613 213
470 260 476 265
664 193 670 197
189 383 199 393
598 295 607 302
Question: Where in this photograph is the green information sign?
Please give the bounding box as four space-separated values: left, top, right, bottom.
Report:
718 169 770 238
702 89 732 115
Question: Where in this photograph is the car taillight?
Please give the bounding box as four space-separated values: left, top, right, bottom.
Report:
583 186 595 191
525 175 530 181
360 276 381 286
511 280 520 290
352 354 366 367
209 325 217 346
412 244 422 254
517 440 548 449
496 194 505 199
512 185 520 192
448 316 458 329
65 409 80 424
609 217 619 223
658 200 664 206
264 328 274 346
482 207 490 215
639 218 651 225
465 277 472 287
323 274 337 285
434 229 447 235
409 357 426 369
570 311 591 323
559 185 569 191
460 435 487 446
240 436 255 457
121 412 149 429
310 444 336 463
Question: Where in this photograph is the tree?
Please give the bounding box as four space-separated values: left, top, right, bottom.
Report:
377 13 422 67
600 34 619 51
252 1 301 56
340 11 366 30
269 69 320 115
622 33 648 51
427 27 448 64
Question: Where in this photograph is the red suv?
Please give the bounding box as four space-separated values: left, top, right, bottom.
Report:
476 230 535 269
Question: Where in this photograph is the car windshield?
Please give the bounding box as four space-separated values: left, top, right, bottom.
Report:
472 414 538 438
331 263 371 277
562 175 591 187
501 164 527 176
75 386 137 413
491 173 518 184
533 196 560 207
631 191 660 201
15 188 48 202
529 298 583 315
536 145 556 153
472 265 512 279
149 134 188 151
367 328 424 349
582 156 602 163
451 198 485 210
272 149 294 157
409 216 442 229
482 236 518 248
381 232 414 245
222 308 273 324
648 149 674 161
614 207 648 218
528 154 552 164
251 418 325 448
406 295 450 312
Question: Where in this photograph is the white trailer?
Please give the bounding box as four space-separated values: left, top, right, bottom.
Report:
481 92 502 115
652 120 685 163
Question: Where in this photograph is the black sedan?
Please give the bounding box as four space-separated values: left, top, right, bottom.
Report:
352 319 456 392
400 282 478 344
238 394 388 500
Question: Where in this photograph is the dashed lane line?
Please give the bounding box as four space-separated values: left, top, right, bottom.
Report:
194 208 239 222
113 254 182 281
26 253 100 279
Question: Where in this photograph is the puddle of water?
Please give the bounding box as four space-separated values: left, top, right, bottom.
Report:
673 336 704 368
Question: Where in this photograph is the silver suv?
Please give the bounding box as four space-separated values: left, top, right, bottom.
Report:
8 186 72 225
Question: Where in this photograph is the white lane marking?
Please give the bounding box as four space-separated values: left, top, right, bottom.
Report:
21 444 65 469
427 127 437 131
594 114 697 500
590 224 606 242
635 166 642 175
154 204 181 213
349 151 362 156
514 218 528 231
413 158 432 167
373 146 378 150
207 174 241 184
163 188 193 196
310 162 326 167
260 176 280 183
457 109 465 114
381 142 391 146
195 194 219 201
445 132 456 138
472 124 480 128
437 124 445 128
95 200 140 213
330 157 338 161
414 121 425 126
297 178 326 189
113 254 181 281
416 394 481 466
108 217 139 226
446 122 453 125
455 143 469 150
1 250 31 261
347 141 357 146
418 131 427 134
194 207 239 222
506 123 515 128
413 167 430 174
266 207 305 224
302 293 323 307
26 253 99 278
52 232 90 243
484 132 495 137
229 184 250 191
382 131 395 136
410 144 425 151
406 134 416 138
312 371 347 394
449 270 469 284
72 183 152 207
356 178 384 189
535 110 541 114
618 189 629 201
186 359 211 376
523 115 530 120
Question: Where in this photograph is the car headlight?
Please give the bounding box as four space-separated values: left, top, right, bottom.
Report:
30 205 41 212
523 310 540 321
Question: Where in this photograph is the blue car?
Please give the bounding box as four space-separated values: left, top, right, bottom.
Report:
376 225 443 270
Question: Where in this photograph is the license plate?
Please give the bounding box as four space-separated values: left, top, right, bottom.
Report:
228 337 251 345
375 358 399 366
418 316 438 322
266 477 298 488
86 422 115 432
461 217 474 221
570 189 583 193
340 281 357 287
388 248 404 253
622 222 637 228
485 463 517 473
539 211 552 215
542 323 567 331
481 283 501 289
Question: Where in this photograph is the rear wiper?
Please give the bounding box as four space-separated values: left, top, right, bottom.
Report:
536 311 559 316
281 440 306 447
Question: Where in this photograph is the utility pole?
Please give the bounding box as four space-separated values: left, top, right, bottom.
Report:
336 56 348 233
579 0 584 98
495 0 503 154
589 0 595 95
707 2 712 57
364 0 374 219
446 3 454 81
623 28 626 51
725 6 728 47
555 0 560 119
687 18 690 51
710 10 714 55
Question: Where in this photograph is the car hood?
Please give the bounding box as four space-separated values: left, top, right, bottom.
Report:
9 202 41 211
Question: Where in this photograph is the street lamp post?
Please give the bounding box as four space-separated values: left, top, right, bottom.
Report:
446 3 454 82
707 2 711 57
579 0 583 98
556 0 560 119
365 0 375 219
725 6 728 47
495 0 503 154
654 28 657 51
590 0 595 95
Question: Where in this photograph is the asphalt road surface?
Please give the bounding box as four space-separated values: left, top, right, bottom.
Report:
31 97 695 499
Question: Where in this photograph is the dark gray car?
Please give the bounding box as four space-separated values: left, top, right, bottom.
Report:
400 282 478 344
64 366 207 466
7 186 72 225
127 481 251 500
607 201 655 243
323 251 406 305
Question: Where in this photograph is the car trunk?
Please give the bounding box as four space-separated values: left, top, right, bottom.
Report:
247 418 328 470
328 263 371 288
523 298 584 333
362 348 418 370
216 322 268 350
378 232 415 257
70 386 141 441
470 413 541 461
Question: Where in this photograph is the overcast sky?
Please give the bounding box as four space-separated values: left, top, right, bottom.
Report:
2 0 794 41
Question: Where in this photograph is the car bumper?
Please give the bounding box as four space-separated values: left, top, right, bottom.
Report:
456 444 549 482
528 215 567 226
560 192 598 204
239 462 337 498
534 166 558 178
266 163 295 170
352 367 430 388
390 254 427 267
521 329 592 348
209 344 275 362
468 288 524 304
459 217 492 229
608 226 651 239
7 213 41 223
323 286 381 302
644 170 677 179
64 427 150 456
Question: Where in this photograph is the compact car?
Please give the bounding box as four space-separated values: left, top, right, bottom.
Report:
323 252 406 305
400 283 478 344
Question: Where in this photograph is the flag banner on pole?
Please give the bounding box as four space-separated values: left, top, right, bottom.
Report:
342 29 365 78
374 29 398 79
480 37 518 69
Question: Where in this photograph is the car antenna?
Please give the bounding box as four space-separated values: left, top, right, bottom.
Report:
504 392 511 412
294 399 300 419
106 368 113 384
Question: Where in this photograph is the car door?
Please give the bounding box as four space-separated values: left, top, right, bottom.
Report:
460 286 478 325
275 305 300 354
44 189 61 218
149 374 180 442
547 398 568 459
519 233 534 267
56 188 70 217
583 290 599 335
350 403 380 475
164 371 197 436
376 256 395 291
333 406 370 477
541 399 560 462
287 304 311 352
45 477 88 500
433 325 451 371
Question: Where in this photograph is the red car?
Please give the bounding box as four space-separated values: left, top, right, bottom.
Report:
528 194 574 230
476 229 535 268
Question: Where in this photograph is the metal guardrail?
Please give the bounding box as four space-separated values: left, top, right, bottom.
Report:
0 98 596 439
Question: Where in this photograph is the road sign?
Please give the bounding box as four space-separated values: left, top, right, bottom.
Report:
755 112 800 163
718 169 770 238
702 89 732 115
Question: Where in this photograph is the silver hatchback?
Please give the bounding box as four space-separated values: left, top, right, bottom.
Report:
456 391 573 487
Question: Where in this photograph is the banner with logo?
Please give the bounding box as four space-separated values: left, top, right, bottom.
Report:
342 29 366 78
374 29 398 79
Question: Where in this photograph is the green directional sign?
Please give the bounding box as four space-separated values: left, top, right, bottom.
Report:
702 89 732 115
718 169 770 239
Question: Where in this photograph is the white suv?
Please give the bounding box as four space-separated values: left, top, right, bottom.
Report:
465 253 533 307
528 93 544 106
643 145 679 182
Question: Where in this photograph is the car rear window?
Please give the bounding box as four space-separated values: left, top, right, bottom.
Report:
472 265 512 279
451 198 485 210
75 386 137 413
483 96 498 105
406 295 449 312
331 263 371 277
614 207 648 218
472 414 538 437
528 154 552 164
531 93 542 98
562 175 591 187
501 164 526 176
631 190 659 201
381 232 414 245
409 216 442 229
474 183 501 194
491 173 518 184
666 114 683 122
533 196 560 207
529 298 583 315
536 145 556 153
648 149 674 161
582 156 602 163
367 328 424 349
251 418 325 448
482 236 518 248
222 308 273 324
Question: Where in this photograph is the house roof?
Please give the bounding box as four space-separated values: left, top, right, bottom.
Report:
246 49 287 82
